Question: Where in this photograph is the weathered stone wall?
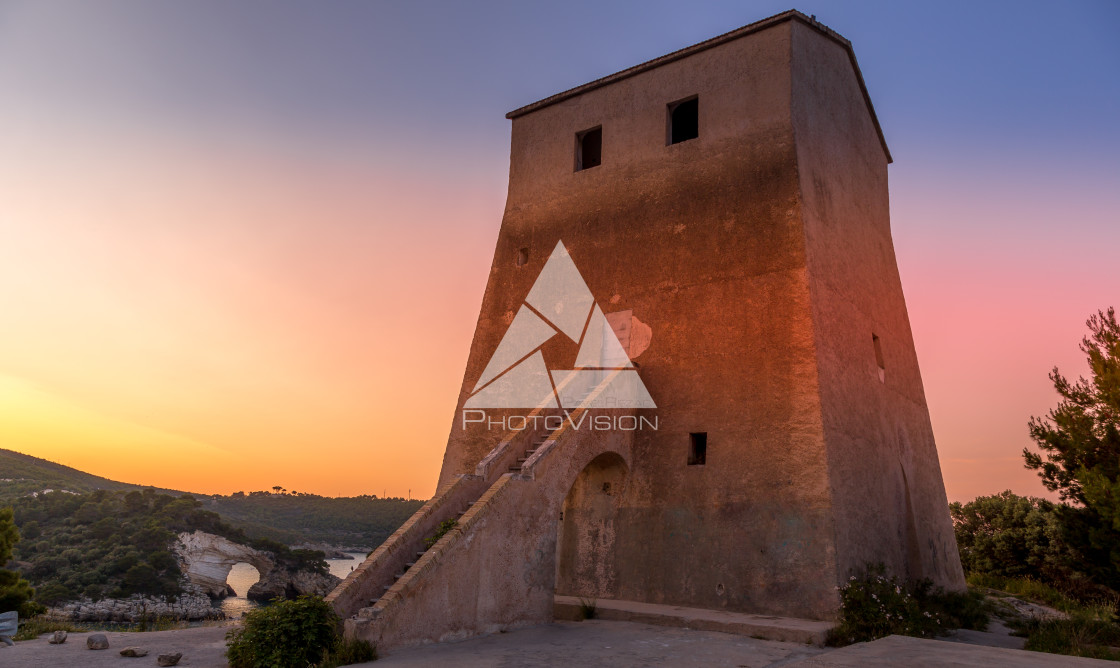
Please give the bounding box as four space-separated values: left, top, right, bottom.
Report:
788 20 965 590
347 417 635 649
439 16 842 620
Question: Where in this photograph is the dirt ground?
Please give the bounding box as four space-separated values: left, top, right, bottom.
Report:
0 624 234 668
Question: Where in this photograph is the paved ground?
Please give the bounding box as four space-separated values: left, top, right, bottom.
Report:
4 619 1112 667
374 619 825 667
790 634 1107 667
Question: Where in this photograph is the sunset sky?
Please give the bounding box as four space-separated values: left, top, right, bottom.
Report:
0 1 1117 500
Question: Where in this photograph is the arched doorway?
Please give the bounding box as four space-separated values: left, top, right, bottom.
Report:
555 451 628 599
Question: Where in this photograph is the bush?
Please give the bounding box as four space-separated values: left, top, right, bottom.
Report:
950 491 1067 581
827 564 989 646
226 596 373 668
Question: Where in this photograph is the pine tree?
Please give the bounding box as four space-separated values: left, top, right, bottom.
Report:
1024 307 1120 587
0 507 36 614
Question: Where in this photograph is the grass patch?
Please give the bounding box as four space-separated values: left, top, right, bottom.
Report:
12 617 79 641
318 637 377 667
967 573 1092 614
578 597 597 620
130 614 189 632
969 573 1120 660
1021 615 1120 660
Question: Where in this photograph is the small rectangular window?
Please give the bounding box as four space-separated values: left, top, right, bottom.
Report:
575 126 602 171
688 432 707 466
872 334 885 383
668 96 699 145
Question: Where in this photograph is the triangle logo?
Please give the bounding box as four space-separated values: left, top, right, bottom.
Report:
464 241 656 410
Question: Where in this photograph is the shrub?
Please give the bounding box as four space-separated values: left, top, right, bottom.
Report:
827 564 989 646
424 519 457 550
226 596 362 668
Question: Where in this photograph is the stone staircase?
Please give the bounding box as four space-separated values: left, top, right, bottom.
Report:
326 376 635 652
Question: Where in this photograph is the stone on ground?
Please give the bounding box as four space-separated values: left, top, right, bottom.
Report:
120 646 148 657
86 633 109 649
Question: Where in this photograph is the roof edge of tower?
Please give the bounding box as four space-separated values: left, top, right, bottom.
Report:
505 9 892 164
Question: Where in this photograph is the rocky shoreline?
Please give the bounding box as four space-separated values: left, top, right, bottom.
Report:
45 586 224 623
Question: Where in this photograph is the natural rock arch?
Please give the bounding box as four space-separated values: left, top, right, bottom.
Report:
175 531 275 599
176 530 341 601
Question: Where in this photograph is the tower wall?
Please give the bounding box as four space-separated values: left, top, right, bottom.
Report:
431 12 963 623
789 21 964 589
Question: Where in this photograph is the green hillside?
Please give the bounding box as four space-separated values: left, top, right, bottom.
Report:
0 448 186 498
10 487 328 606
0 448 424 548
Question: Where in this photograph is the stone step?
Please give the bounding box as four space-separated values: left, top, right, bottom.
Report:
405 562 416 568
509 465 522 473
415 551 426 558
383 585 391 591
552 596 832 645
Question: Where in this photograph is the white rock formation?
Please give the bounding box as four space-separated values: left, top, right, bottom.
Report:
175 530 340 602
175 530 274 598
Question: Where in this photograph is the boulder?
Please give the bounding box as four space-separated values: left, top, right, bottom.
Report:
247 568 341 602
157 652 183 666
48 630 67 644
120 646 148 657
87 633 109 649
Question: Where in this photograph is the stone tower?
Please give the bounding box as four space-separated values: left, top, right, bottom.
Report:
328 9 965 651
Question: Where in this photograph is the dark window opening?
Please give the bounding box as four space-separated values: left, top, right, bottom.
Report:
575 126 602 171
873 334 885 383
688 432 707 466
516 247 529 267
668 97 699 145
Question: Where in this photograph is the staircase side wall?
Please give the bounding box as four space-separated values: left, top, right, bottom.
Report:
348 429 634 651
